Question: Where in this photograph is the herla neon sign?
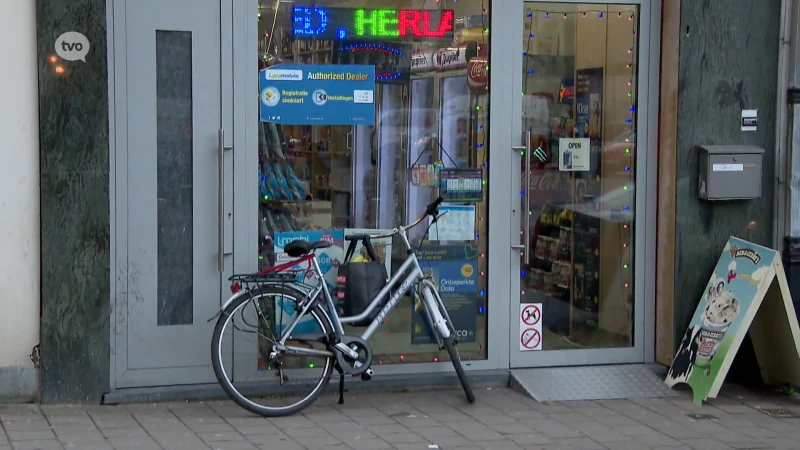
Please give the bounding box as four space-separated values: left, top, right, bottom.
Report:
292 7 455 41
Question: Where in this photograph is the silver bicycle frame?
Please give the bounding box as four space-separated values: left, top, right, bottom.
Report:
274 227 429 354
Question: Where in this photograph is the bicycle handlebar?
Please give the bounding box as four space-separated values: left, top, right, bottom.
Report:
345 197 444 240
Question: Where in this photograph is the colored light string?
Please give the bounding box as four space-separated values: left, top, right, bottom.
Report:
520 9 638 299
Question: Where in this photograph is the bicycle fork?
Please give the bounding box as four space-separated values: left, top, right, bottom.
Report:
419 280 451 343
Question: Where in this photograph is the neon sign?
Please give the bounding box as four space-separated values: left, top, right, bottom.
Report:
292 7 455 41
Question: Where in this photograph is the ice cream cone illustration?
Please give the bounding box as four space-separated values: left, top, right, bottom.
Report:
695 281 739 367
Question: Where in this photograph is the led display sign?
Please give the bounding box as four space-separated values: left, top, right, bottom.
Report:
292 7 455 41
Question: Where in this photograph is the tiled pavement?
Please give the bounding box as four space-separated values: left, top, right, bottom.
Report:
3 385 800 450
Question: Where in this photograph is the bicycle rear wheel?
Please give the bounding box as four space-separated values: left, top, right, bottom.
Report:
211 284 335 417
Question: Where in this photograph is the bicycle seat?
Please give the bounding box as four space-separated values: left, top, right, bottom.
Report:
284 239 332 257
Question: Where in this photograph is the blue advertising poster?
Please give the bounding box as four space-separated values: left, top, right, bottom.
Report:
272 230 344 335
411 245 478 345
259 230 344 370
259 64 376 125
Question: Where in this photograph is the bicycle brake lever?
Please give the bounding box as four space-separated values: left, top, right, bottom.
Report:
431 210 449 223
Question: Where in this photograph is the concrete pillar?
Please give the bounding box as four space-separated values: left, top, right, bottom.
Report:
0 0 41 401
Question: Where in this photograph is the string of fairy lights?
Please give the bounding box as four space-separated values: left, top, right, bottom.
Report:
520 9 638 299
475 0 488 356
423 0 491 360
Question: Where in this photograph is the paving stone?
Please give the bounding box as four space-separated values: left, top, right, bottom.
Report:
505 432 551 445
1 421 50 432
292 436 343 447
488 421 536 435
61 443 113 450
550 437 607 449
282 426 333 438
378 432 426 444
5 386 800 450
99 428 149 439
197 431 247 442
245 433 295 446
681 438 735 449
523 418 582 438
343 437 392 449
256 441 304 450
187 422 236 433
10 440 64 450
632 431 683 447
446 422 506 441
228 424 281 436
364 423 409 434
6 429 56 441
478 440 525 449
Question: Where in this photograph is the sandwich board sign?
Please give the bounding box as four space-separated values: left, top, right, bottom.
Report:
665 236 800 405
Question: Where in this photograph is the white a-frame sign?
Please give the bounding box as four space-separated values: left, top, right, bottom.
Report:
665 236 800 405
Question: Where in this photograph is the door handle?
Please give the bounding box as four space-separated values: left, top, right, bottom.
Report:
511 244 525 250
520 132 532 264
218 129 233 272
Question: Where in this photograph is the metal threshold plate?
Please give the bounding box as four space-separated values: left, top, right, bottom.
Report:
510 364 678 402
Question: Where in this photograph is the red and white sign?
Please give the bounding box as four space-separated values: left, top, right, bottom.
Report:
521 304 541 326
433 46 468 70
519 303 543 351
520 328 541 350
411 50 433 72
467 58 488 92
412 45 469 73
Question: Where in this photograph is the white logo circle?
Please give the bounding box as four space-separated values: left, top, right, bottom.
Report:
55 31 91 62
312 89 328 106
262 87 280 107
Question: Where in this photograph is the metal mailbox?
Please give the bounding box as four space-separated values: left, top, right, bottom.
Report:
697 145 764 201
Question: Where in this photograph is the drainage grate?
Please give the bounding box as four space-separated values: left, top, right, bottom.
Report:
758 408 800 418
687 413 717 420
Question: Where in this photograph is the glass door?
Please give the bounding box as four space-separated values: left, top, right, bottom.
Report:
510 1 652 367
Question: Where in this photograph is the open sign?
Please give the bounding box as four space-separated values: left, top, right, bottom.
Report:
558 138 591 172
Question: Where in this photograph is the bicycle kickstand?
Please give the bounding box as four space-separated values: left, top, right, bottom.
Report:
335 363 346 405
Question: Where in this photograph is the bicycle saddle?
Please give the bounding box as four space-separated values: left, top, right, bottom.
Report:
284 239 332 257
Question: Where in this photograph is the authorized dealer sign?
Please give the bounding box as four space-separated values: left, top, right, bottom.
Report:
259 64 376 125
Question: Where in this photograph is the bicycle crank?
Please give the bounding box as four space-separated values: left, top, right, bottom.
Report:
333 335 373 376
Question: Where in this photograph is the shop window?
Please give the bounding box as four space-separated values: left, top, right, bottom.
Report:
155 30 194 326
256 0 490 366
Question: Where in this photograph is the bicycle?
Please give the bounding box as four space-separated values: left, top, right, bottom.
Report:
210 197 476 417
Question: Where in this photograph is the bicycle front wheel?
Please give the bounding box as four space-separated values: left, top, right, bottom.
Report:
421 285 476 404
211 284 335 417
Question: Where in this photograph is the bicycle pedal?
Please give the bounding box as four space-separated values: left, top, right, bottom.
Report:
360 368 374 381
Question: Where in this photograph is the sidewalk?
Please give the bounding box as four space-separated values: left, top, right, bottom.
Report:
2 384 800 450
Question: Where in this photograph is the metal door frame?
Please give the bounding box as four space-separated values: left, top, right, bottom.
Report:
489 0 661 368
107 0 251 390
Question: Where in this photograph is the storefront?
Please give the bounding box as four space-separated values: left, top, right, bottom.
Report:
102 0 659 395
28 0 667 403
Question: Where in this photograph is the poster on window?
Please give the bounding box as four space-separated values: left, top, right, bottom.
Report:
574 67 603 199
410 244 479 345
571 206 601 330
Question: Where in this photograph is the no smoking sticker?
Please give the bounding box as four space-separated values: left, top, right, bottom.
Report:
520 328 541 350
519 303 543 351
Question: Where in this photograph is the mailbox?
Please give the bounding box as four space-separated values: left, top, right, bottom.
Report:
697 145 764 201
